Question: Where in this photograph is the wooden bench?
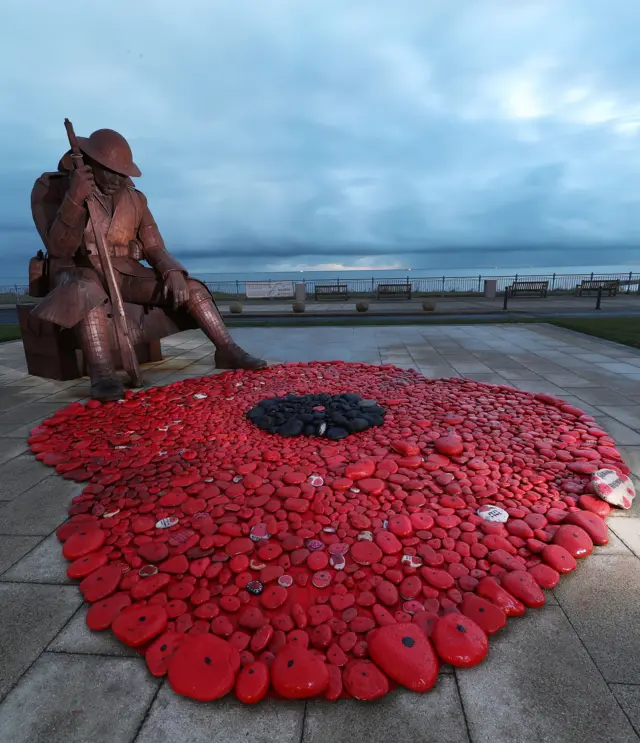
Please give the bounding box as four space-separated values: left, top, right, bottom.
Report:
507 281 549 298
576 279 620 296
377 283 412 300
17 302 193 381
314 284 349 301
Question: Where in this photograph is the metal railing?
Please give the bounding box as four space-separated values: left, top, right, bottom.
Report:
2 271 639 304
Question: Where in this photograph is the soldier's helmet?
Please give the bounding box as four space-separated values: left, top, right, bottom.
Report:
77 129 141 177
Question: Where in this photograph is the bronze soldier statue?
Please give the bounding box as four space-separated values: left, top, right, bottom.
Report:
30 127 266 401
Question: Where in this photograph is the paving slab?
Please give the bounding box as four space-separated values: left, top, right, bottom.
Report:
594 416 640 446
136 682 304 743
0 583 81 700
1 532 72 583
0 477 82 536
0 437 28 466
0 401 69 431
594 528 634 556
609 519 640 558
0 652 160 743
303 677 469 743
554 555 640 684
599 406 640 431
0 453 51 501
611 685 640 738
456 605 639 743
48 605 137 657
0 535 41 574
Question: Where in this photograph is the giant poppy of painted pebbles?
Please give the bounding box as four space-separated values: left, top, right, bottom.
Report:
29 361 623 703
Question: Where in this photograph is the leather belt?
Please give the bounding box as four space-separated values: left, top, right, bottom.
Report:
86 243 144 260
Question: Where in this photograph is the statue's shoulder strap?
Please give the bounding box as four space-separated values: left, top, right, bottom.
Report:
124 184 148 227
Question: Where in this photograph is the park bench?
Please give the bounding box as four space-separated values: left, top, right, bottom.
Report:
314 284 349 301
575 279 620 296
506 281 549 298
377 283 412 300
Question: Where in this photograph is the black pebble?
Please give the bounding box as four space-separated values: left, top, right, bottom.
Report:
351 418 369 432
326 426 349 440
276 418 305 437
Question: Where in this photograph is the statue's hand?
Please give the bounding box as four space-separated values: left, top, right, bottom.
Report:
163 271 189 309
69 165 95 204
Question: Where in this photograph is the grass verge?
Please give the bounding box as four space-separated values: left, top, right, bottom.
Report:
0 325 21 342
549 317 640 349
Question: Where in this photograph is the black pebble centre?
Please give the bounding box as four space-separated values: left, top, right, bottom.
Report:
247 393 385 440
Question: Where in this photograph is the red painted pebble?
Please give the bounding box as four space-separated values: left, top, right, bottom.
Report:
270 645 330 698
28 361 632 704
85 592 131 631
553 524 594 559
112 604 168 647
500 571 546 608
62 528 106 560
432 613 488 667
145 632 184 677
368 623 438 692
67 551 108 579
540 542 577 574
138 542 169 563
343 660 390 701
460 593 507 635
564 511 609 546
261 584 288 609
236 661 270 704
79 564 123 603
350 541 383 566
434 435 463 456
528 563 560 590
168 633 241 701
476 577 526 616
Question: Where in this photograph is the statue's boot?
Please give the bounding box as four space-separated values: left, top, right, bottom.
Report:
77 304 125 402
214 342 268 371
187 290 267 371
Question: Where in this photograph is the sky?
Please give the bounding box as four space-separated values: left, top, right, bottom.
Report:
1 0 640 281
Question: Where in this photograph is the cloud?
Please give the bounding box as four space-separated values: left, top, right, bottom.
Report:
1 0 640 280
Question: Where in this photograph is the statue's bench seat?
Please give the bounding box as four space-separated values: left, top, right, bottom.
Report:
17 300 196 381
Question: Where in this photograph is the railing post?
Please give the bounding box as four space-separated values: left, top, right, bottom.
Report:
236 280 240 296
441 276 445 296
478 274 481 292
595 286 602 310
628 271 632 294
552 273 556 291
503 288 509 311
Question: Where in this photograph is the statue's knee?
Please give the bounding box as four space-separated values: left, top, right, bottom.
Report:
188 281 210 304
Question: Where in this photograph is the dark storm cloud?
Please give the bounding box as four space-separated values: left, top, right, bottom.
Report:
1 0 640 279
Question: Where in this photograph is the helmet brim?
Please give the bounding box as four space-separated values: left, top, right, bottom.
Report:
77 136 142 177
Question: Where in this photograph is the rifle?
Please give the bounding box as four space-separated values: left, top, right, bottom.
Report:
64 118 143 388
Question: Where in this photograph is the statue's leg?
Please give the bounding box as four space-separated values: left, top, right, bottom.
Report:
76 301 125 402
186 281 267 371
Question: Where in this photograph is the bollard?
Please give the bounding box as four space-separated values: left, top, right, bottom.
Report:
503 289 509 311
595 286 602 310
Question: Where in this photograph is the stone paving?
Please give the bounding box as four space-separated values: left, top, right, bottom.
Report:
0 323 639 742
